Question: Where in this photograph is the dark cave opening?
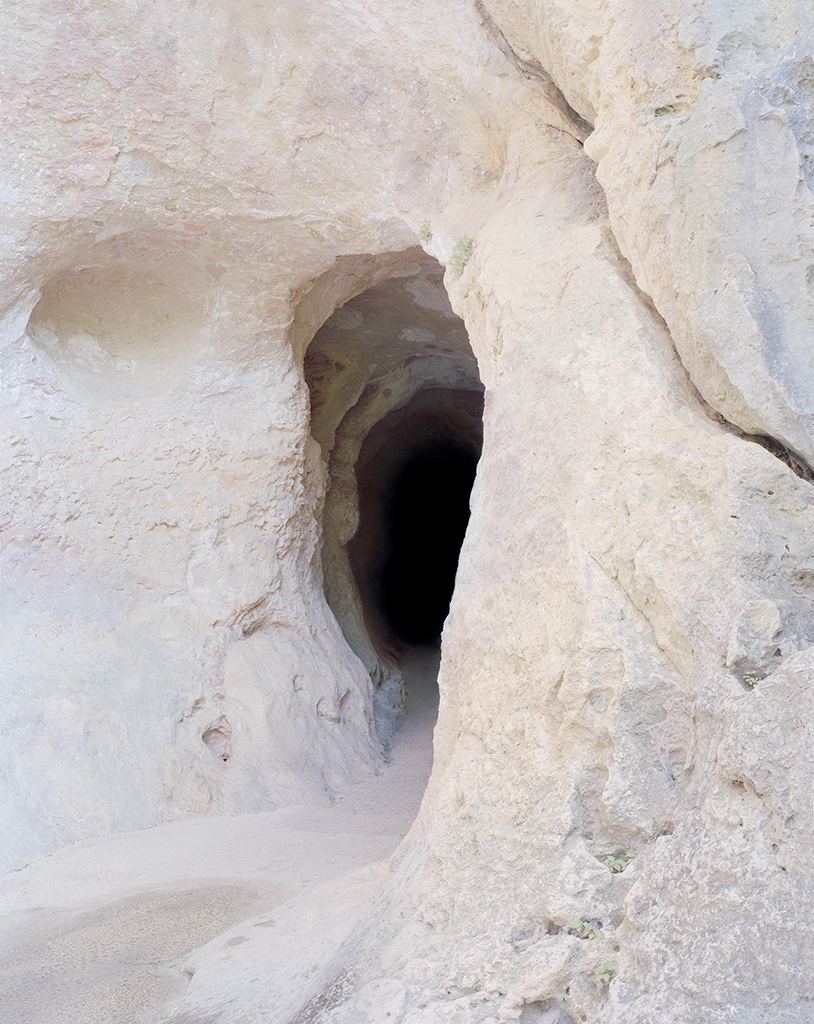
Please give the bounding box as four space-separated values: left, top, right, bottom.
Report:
349 388 483 652
377 439 478 645
303 257 484 710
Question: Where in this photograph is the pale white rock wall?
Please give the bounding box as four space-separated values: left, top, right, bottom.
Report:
484 0 814 460
0 0 505 869
2 236 385 865
2 2 814 1023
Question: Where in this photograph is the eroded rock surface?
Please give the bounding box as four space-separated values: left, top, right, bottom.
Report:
2 2 813 1022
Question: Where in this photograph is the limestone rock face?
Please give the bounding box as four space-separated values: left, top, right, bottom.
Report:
2 2 814 1023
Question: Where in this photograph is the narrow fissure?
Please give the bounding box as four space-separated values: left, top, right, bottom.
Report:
729 426 814 482
474 0 595 139
606 236 814 484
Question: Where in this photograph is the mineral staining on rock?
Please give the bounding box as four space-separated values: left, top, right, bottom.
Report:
2 1 814 1022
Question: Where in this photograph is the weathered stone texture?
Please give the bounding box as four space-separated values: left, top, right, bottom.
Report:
2 2 813 1022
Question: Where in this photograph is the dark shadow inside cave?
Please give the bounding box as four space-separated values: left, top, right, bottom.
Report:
303 258 484 737
349 388 483 652
376 438 477 645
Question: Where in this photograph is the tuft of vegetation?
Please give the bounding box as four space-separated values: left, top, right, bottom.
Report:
418 219 432 244
743 672 762 688
595 960 615 984
569 918 603 940
604 852 635 874
449 234 474 274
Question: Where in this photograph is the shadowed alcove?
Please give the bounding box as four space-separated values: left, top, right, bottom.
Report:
349 387 483 650
304 254 483 741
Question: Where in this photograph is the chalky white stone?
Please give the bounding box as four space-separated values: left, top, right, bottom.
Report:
2 1 813 1021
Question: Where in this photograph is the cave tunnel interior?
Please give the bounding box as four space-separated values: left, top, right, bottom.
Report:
304 255 484 716
350 389 483 651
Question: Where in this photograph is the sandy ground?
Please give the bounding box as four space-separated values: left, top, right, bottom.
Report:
0 648 439 1024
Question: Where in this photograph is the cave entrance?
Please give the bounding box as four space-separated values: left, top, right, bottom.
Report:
304 254 482 742
349 387 483 652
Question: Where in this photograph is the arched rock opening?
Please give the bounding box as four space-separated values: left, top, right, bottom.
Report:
304 255 482 741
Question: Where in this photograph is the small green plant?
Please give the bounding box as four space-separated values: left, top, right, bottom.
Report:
418 219 432 244
449 234 474 274
743 672 762 688
604 852 635 873
570 918 603 940
595 960 615 984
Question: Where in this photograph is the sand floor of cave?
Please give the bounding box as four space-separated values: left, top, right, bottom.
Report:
0 648 439 1024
